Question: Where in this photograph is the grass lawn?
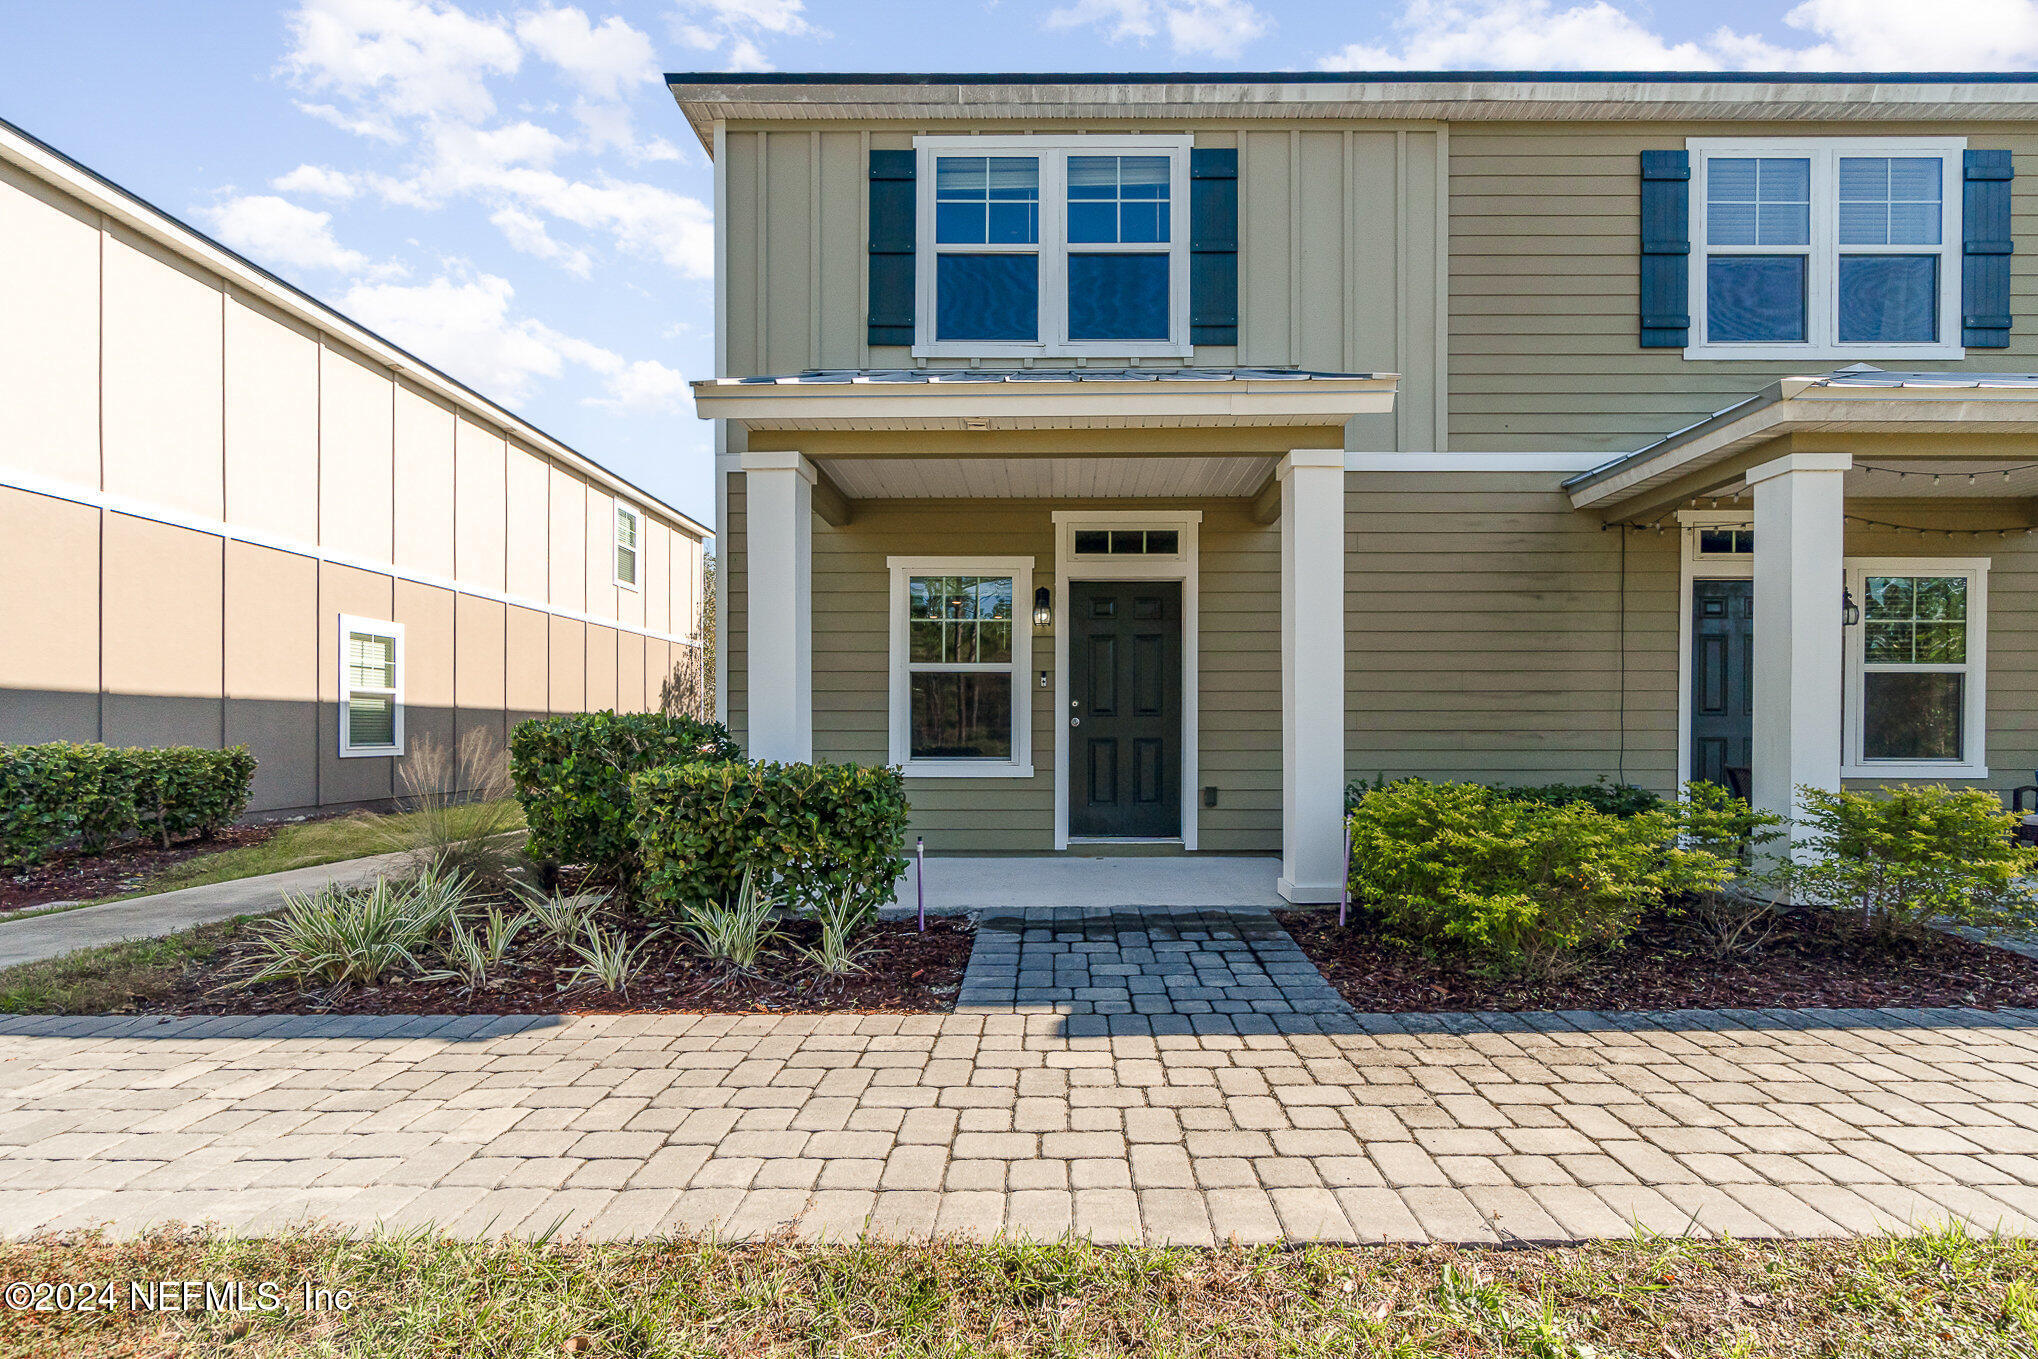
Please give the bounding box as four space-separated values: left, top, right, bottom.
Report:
2 1227 2034 1358
129 800 525 898
0 918 251 1015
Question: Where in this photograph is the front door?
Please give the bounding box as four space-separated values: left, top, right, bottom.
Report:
1690 578 1754 791
1069 580 1182 838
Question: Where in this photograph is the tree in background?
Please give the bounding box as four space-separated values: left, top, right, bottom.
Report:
660 550 716 721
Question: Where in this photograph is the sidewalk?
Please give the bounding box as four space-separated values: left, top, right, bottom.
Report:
0 852 411 970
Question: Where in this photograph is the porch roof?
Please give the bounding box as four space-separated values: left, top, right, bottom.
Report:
691 367 1398 433
1565 368 2038 516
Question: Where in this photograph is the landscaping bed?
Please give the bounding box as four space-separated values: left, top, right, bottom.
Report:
0 822 284 914
1281 905 2038 1013
5 1225 2034 1359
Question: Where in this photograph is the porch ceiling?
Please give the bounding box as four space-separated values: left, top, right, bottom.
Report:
815 454 1275 499
1566 369 2038 516
692 368 1398 433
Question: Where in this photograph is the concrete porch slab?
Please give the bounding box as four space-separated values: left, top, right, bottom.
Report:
885 855 1285 913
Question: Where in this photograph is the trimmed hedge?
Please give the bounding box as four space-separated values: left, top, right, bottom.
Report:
632 760 909 913
1492 779 1666 819
508 711 741 884
0 743 257 871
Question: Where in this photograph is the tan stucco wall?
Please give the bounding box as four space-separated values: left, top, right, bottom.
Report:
717 122 1446 452
1448 122 2038 454
0 153 709 816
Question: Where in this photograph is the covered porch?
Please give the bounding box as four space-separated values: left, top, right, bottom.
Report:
1568 369 2038 846
693 368 1398 902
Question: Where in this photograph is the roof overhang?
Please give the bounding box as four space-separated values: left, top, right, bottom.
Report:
666 70 2038 152
692 369 1398 434
1566 371 2038 516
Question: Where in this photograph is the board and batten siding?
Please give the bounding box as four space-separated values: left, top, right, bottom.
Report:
723 484 1283 852
0 151 706 815
1449 122 2038 453
716 123 1446 451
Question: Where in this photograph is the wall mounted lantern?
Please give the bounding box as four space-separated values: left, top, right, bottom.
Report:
1033 585 1053 627
1842 586 1861 628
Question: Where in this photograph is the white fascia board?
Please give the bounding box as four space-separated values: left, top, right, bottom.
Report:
690 377 1399 426
1347 452 1608 473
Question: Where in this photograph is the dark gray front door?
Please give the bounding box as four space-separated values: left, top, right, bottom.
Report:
1690 578 1754 790
1069 580 1182 838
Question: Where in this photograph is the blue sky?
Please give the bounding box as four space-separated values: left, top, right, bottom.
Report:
5 0 2035 531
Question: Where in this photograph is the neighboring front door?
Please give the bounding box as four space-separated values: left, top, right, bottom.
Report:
1069 580 1182 838
1690 578 1754 791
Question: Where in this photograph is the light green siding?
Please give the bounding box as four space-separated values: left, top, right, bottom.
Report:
1449 123 2038 453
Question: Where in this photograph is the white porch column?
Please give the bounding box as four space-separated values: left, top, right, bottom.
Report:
740 451 814 763
1748 451 1851 850
1278 450 1348 903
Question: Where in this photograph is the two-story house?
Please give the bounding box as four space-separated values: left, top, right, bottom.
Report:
670 71 2038 903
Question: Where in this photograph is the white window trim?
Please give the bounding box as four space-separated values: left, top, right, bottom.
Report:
337 614 405 759
613 502 641 591
1843 557 1989 779
912 134 1193 360
1051 510 1201 850
1685 136 1965 362
887 556 1035 779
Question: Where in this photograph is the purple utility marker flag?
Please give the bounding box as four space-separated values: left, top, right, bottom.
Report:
916 836 926 932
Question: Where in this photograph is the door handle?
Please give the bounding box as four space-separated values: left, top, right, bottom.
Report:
1070 717 1081 727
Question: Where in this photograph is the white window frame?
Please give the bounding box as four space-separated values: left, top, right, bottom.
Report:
887 556 1034 779
913 134 1192 360
1685 136 1965 361
1842 557 1989 779
614 502 641 590
337 614 405 759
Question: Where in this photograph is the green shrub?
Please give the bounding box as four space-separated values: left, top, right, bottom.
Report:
1673 780 1790 957
1494 778 1667 819
632 759 909 915
1345 778 1731 977
233 868 470 990
508 711 740 884
0 742 256 870
1785 784 2038 938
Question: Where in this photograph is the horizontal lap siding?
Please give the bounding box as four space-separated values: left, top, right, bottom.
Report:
1448 123 2038 453
1199 507 1280 850
1345 472 1678 792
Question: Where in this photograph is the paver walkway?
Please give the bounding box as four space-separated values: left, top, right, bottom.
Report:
3 905 2037 1245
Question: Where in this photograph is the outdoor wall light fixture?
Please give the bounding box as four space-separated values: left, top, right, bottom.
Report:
1842 586 1861 628
1033 585 1053 627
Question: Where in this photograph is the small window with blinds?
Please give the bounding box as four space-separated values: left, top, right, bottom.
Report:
615 504 641 589
338 616 405 758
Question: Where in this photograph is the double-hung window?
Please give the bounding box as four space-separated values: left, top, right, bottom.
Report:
614 503 640 589
338 615 404 758
887 557 1033 777
1689 138 1963 359
915 135 1190 358
1844 560 1988 778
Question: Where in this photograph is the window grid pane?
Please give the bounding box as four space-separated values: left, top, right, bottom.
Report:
1707 157 1810 247
1838 156 1942 246
346 694 397 749
1706 255 1807 343
934 156 1039 245
346 633 395 690
905 573 1017 761
1837 255 1938 344
1863 575 1967 664
1067 155 1171 245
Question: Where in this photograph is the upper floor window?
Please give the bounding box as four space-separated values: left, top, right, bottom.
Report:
915 135 1191 359
614 503 640 589
1688 138 1964 360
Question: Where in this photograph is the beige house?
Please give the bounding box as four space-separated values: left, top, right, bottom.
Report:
673 71 2038 899
0 118 711 816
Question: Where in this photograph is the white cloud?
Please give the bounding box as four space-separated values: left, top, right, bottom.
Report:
285 0 522 126
204 194 371 275
1320 0 2038 72
1047 0 1268 58
272 164 360 199
490 205 594 276
339 269 693 412
670 0 814 70
295 99 406 143
515 6 654 101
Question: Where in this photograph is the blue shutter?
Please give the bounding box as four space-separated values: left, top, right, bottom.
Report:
1639 150 1691 349
1964 149 2014 349
1190 148 1238 347
868 150 916 347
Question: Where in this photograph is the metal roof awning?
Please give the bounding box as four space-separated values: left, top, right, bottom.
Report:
1565 367 2038 516
692 367 1398 433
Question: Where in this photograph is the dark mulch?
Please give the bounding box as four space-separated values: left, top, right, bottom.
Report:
148 914 975 1017
1279 906 2038 1012
0 825 285 914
